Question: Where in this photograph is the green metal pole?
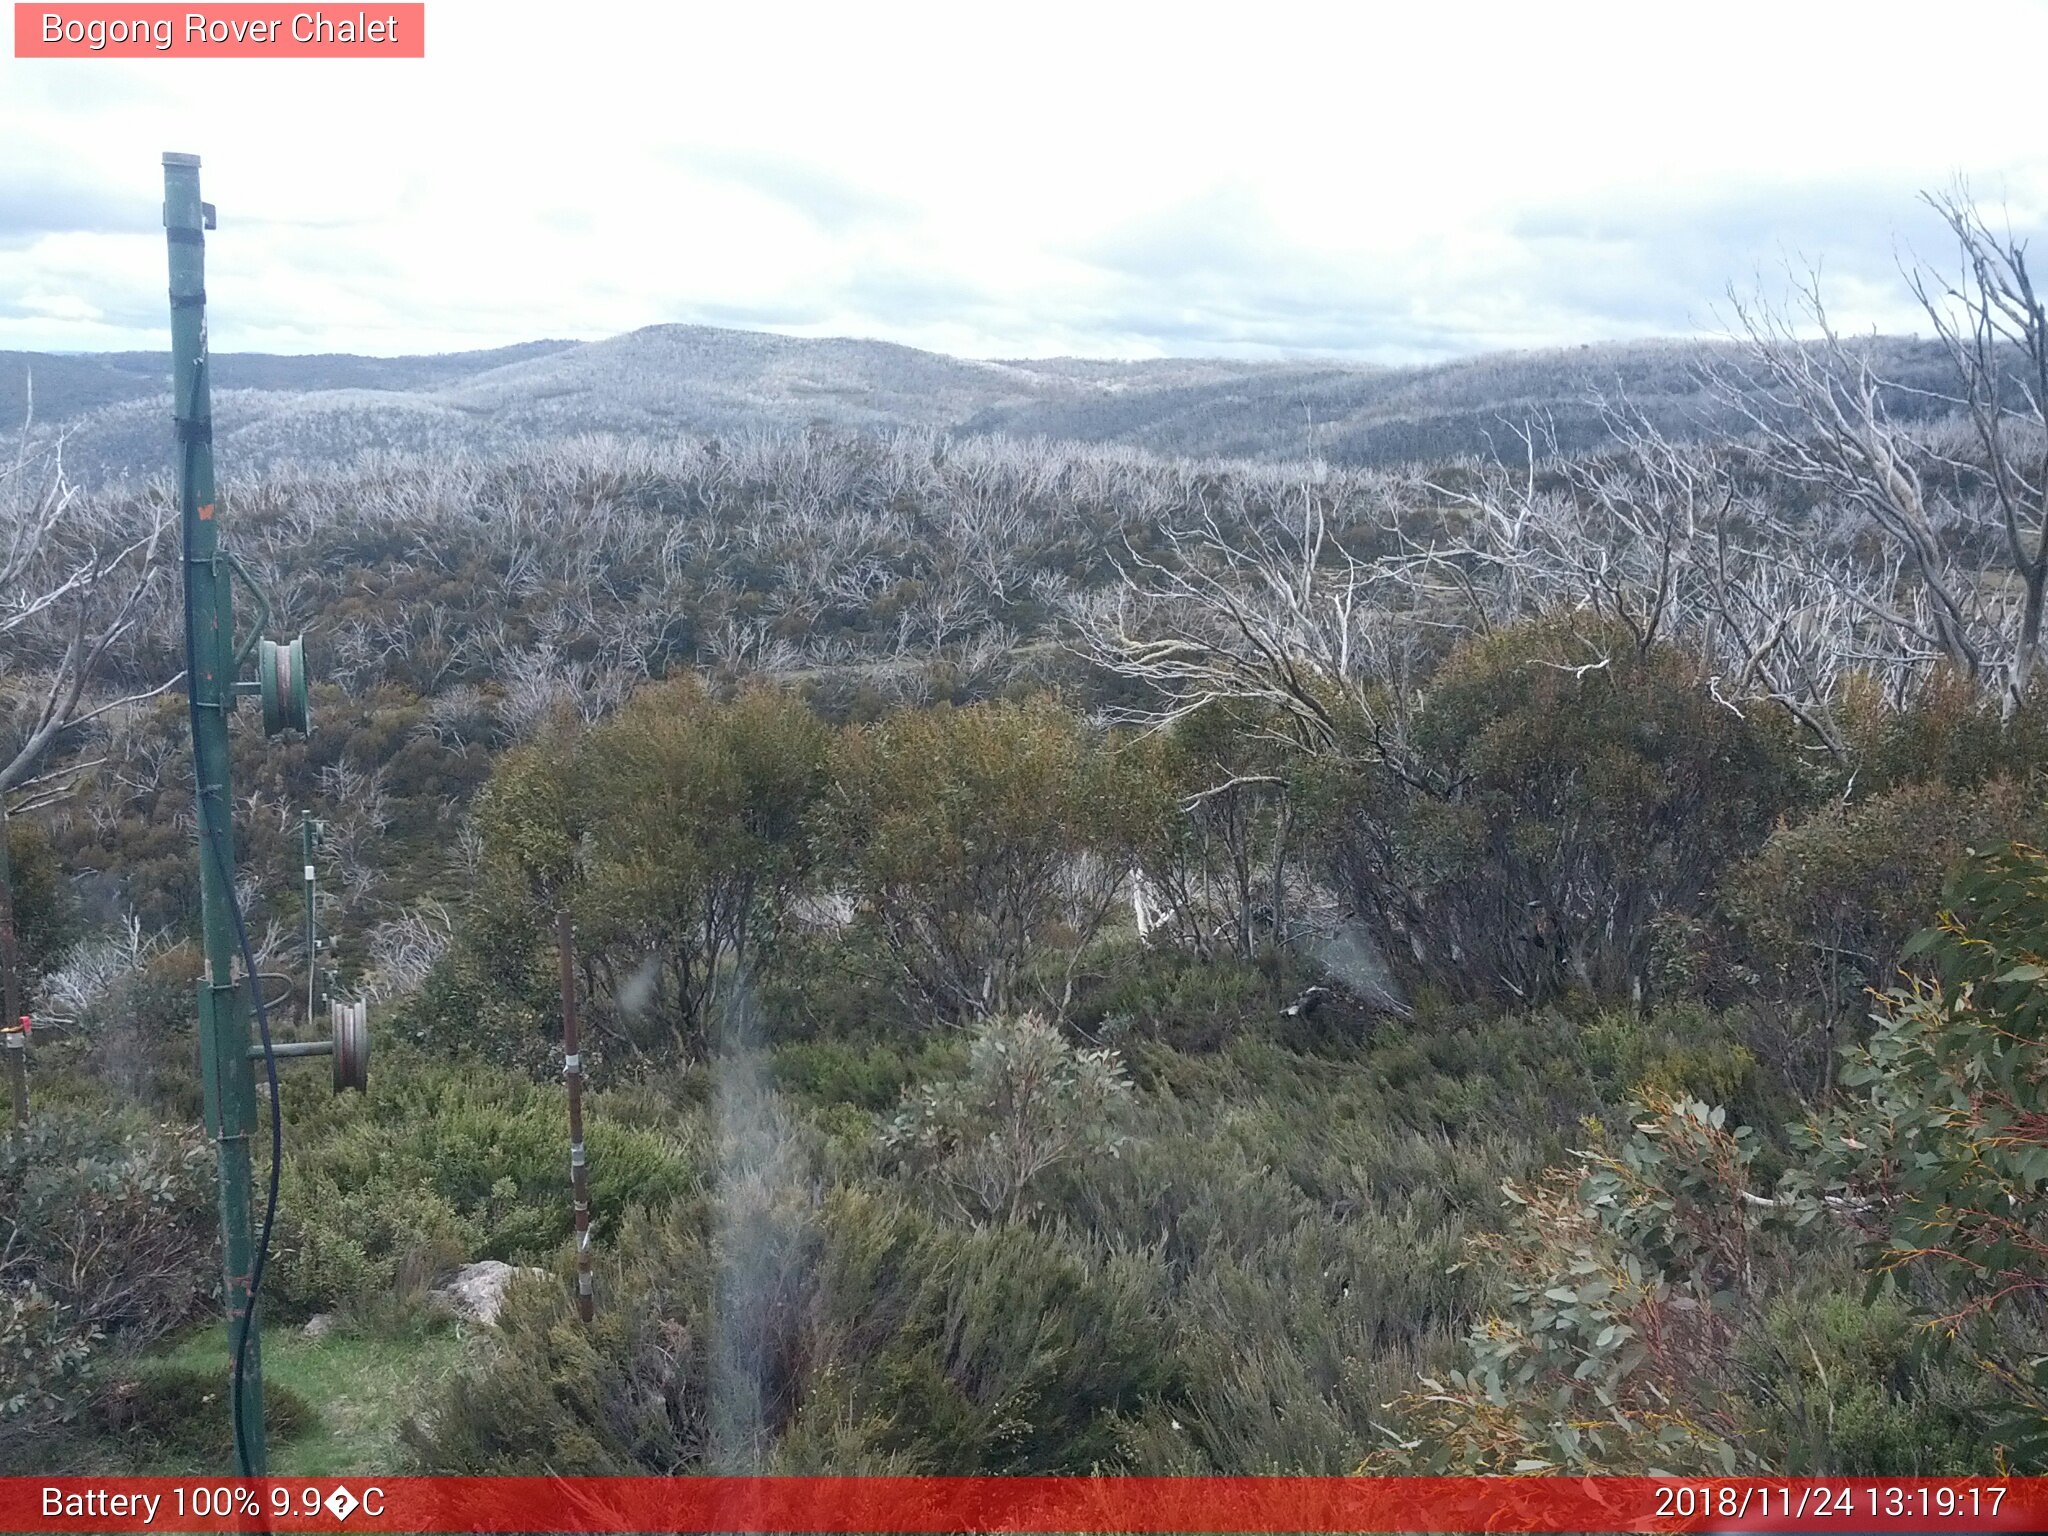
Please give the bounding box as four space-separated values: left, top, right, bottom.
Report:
164 150 266 1476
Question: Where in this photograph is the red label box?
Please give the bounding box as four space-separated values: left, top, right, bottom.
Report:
14 3 425 57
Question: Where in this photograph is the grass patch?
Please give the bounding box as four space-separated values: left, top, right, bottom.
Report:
130 1323 468 1475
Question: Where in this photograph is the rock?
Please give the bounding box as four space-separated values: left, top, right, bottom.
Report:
434 1259 546 1326
1280 985 1334 1019
301 1312 338 1340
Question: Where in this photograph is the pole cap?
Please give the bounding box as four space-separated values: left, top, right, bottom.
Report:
162 152 201 168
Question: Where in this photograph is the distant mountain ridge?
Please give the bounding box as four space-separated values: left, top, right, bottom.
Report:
3 323 1958 483
0 339 578 426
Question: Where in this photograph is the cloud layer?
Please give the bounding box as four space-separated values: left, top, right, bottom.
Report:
4 0 2045 360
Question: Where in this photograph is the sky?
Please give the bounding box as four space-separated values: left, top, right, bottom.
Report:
6 0 2048 363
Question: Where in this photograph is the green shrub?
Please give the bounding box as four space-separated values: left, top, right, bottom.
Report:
1578 1007 1762 1114
768 1038 930 1113
62 943 206 1119
1046 1036 1520 1473
1794 842 2048 1461
97 1365 314 1464
803 1188 1171 1472
824 697 1149 1022
4 812 78 996
1835 669 2048 797
396 935 557 1074
1124 703 1303 965
409 1180 1169 1475
0 1108 215 1343
1720 776 2043 1056
1319 616 1808 1008
1740 1289 1996 1474
0 1105 216 1465
750 928 901 1044
470 679 833 1058
0 1287 96 1469
272 1053 697 1313
883 1013 1132 1224
271 1174 477 1319
1073 946 1281 1054
1371 1098 1785 1474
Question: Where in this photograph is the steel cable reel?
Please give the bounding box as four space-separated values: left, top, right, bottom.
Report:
330 999 369 1093
242 999 368 1094
258 636 310 736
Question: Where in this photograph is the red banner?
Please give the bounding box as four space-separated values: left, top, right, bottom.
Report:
13 4 424 58
2 1477 2040 1533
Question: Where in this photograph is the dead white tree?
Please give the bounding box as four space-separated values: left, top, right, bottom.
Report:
1410 405 1891 754
0 407 174 1107
1073 473 1423 764
1 432 176 802
1724 187 2048 716
363 900 456 1001
1909 186 2048 709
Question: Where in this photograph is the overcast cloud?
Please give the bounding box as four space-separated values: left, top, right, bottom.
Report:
4 0 2045 361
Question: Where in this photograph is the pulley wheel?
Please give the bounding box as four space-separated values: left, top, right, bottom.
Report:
259 635 311 737
330 999 369 1093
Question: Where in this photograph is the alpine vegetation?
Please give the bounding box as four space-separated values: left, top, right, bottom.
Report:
8 185 2048 1481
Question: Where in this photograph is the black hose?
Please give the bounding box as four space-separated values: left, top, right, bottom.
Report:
180 380 284 1479
219 841 282 1480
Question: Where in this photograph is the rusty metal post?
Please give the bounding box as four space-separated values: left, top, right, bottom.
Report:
557 910 594 1321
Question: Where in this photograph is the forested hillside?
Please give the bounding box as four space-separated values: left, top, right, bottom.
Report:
7 192 2048 1481
6 325 1963 483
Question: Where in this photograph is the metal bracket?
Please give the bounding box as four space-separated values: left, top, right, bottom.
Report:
224 553 273 672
